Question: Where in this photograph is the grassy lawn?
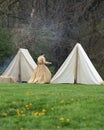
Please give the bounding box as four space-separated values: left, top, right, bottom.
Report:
0 83 104 130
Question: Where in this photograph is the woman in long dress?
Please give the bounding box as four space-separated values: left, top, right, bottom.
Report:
28 53 52 84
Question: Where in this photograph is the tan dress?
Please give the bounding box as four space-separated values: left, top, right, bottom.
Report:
28 55 51 84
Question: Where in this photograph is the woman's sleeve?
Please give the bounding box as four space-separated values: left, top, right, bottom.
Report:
43 57 51 64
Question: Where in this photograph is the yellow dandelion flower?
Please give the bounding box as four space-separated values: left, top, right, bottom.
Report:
16 109 20 116
34 112 39 116
29 103 32 106
56 126 60 129
66 118 70 122
20 128 24 130
25 104 29 108
2 112 8 117
39 112 45 116
12 101 17 104
60 100 64 104
42 109 46 113
25 104 31 110
59 117 64 121
26 92 30 96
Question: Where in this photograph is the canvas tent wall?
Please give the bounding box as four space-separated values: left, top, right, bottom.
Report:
51 43 103 84
2 48 37 82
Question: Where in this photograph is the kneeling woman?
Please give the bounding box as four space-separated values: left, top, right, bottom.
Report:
28 53 52 84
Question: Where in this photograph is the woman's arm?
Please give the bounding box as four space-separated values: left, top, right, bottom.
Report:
43 57 52 65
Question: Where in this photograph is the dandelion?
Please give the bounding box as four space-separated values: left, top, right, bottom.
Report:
66 118 70 122
12 101 17 104
25 104 29 109
34 112 39 116
2 112 8 117
42 109 46 113
16 109 20 116
29 103 32 107
39 112 45 116
20 128 24 130
56 126 60 129
25 103 32 110
60 100 64 104
26 91 31 96
59 117 64 121
16 109 25 116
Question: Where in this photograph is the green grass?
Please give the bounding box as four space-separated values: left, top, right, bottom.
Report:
0 83 104 130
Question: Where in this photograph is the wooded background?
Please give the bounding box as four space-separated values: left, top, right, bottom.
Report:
0 0 104 78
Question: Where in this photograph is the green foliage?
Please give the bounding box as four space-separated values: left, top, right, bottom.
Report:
0 24 13 65
0 83 104 130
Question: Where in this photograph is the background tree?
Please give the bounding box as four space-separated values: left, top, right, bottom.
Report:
0 22 13 65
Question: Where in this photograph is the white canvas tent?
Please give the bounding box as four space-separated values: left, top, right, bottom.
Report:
2 48 37 82
51 43 103 84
